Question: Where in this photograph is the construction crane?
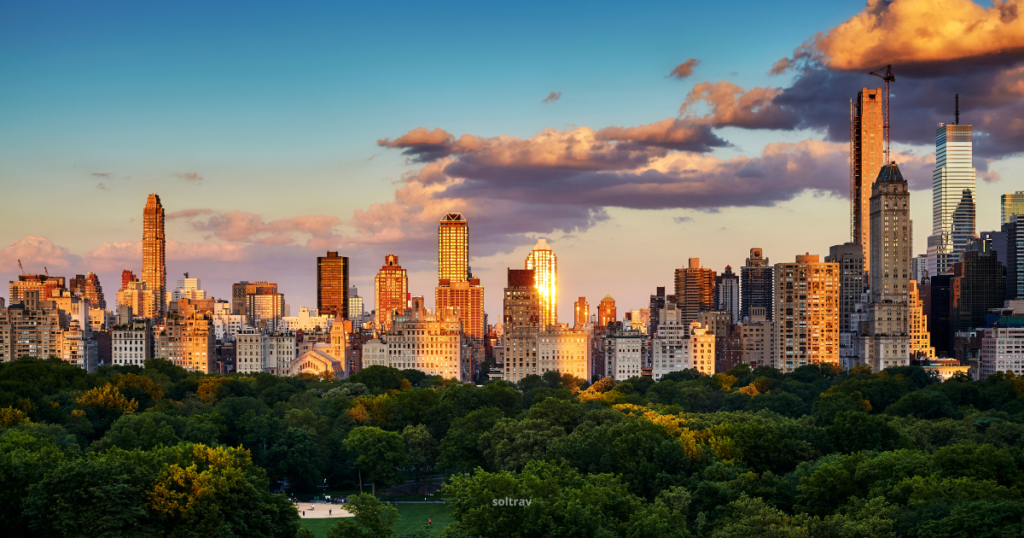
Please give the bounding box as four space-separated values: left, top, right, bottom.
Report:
44 267 49 277
869 64 895 164
18 259 24 276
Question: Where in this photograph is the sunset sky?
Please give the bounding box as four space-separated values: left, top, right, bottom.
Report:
1 0 1022 320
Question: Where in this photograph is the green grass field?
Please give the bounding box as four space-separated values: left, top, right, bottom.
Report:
299 503 453 538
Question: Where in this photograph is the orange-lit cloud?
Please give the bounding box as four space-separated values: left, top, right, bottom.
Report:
174 210 343 247
774 0 1024 73
680 81 797 129
668 59 701 79
596 118 728 152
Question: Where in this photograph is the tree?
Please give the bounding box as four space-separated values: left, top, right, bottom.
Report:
827 411 903 453
885 390 961 420
326 493 400 538
343 426 408 495
710 495 807 538
348 366 406 392
93 413 185 451
438 407 505 473
403 424 439 491
478 418 566 471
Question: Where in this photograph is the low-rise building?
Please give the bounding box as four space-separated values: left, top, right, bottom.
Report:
361 297 466 379
604 329 647 381
537 327 590 380
651 303 716 380
112 319 152 367
739 307 774 368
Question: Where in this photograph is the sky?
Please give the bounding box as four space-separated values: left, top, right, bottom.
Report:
1 0 1022 321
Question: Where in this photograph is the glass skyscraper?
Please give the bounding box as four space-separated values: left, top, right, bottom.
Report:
927 123 975 276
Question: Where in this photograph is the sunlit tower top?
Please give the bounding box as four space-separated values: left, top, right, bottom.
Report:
142 194 166 319
439 212 469 283
525 238 557 327
850 88 884 273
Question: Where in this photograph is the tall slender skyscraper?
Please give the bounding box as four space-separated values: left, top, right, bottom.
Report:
741 248 773 321
438 213 469 283
142 194 166 319
525 238 557 327
574 297 589 329
927 121 975 276
851 88 884 272
317 251 349 319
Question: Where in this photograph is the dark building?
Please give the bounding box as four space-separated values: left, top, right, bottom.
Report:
741 247 773 321
95 330 111 366
1005 217 1023 300
317 251 349 319
826 242 865 333
70 273 106 310
647 287 674 337
951 240 1006 341
928 275 953 357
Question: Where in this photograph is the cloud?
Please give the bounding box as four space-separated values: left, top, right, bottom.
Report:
91 172 110 177
680 81 798 130
175 210 343 249
542 92 562 104
0 236 82 273
376 127 481 163
96 183 107 190
596 118 729 152
673 216 694 224
173 172 204 184
755 0 1024 159
668 59 701 79
168 208 215 220
367 153 380 161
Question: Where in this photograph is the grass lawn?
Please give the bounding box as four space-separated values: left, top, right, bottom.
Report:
299 503 453 538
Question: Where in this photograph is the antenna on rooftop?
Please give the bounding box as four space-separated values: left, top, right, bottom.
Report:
955 94 959 125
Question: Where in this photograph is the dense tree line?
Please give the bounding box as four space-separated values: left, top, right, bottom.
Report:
2 357 1023 537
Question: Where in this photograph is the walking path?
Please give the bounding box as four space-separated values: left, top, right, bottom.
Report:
295 502 354 519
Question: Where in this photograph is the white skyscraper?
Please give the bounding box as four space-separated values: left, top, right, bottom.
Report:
927 122 975 276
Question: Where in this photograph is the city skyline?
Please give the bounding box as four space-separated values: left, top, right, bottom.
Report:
1 0 1021 320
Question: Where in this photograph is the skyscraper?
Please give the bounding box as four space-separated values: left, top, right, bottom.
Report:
772 254 839 373
438 212 469 283
374 254 408 331
70 273 106 310
851 88 884 272
317 251 349 319
951 240 1006 337
741 248 773 321
348 286 364 322
950 190 977 259
574 297 589 329
142 194 167 319
827 242 864 368
674 258 715 329
927 121 976 276
436 278 485 341
714 266 740 322
525 238 557 327
243 281 285 331
502 269 540 383
9 275 66 306
121 270 138 291
1006 215 1024 300
1002 191 1024 225
854 162 913 371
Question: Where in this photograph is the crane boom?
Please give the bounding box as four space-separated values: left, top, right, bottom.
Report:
18 259 24 276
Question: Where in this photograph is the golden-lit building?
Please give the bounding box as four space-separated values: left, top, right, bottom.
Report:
574 297 589 329
739 307 774 369
439 212 469 283
851 87 884 272
0 291 62 362
374 254 408 331
9 275 66 306
525 238 557 327
773 254 840 373
909 281 935 359
142 194 167 319
117 280 158 319
597 295 617 328
363 299 467 380
674 258 716 329
317 251 349 319
502 269 540 382
537 326 591 380
243 281 285 331
436 278 485 340
70 273 106 310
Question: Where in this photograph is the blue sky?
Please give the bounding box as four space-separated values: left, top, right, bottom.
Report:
0 0 1019 319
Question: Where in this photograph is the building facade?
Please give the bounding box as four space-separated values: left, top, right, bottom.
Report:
674 258 716 328
597 295 617 328
851 87 885 272
142 194 167 319
714 266 740 323
773 254 840 373
741 248 773 321
739 307 774 368
574 297 589 330
525 238 558 327
9 275 66 306
317 251 349 319
362 298 467 380
927 123 976 276
651 302 716 380
112 319 152 367
374 254 409 331
502 269 540 383
438 212 469 283
70 273 106 310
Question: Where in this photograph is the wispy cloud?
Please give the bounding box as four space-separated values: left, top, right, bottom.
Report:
542 92 562 104
673 216 693 224
172 172 204 184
